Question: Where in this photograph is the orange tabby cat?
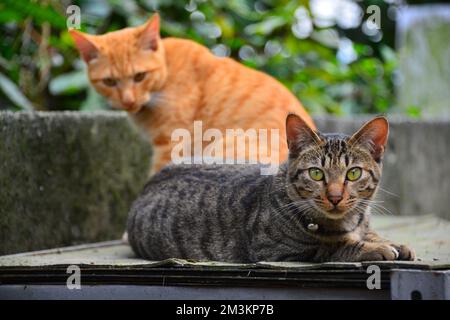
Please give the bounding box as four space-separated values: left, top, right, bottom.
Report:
70 14 315 173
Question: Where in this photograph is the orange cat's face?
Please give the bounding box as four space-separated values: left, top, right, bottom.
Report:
70 14 167 113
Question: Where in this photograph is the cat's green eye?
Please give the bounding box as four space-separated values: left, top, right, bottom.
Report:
346 167 362 181
102 78 117 87
134 72 147 83
309 168 324 181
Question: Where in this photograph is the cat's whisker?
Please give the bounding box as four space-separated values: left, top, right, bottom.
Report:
377 187 399 198
356 199 390 214
272 202 310 218
371 204 394 216
363 201 394 216
367 206 387 216
286 205 312 228
358 199 385 205
276 199 310 209
272 199 312 222
351 205 365 217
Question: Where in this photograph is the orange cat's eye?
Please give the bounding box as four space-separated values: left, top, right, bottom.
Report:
102 78 117 87
134 72 147 83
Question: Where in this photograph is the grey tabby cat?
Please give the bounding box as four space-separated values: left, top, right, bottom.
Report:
127 114 415 262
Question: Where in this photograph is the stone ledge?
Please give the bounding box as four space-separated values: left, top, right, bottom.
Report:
0 111 152 255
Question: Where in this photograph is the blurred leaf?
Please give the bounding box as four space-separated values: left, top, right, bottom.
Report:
0 0 401 115
3 0 66 29
406 105 422 118
224 0 260 20
380 45 397 64
80 86 106 111
0 9 22 23
0 72 34 110
215 14 235 38
244 16 286 36
49 70 89 95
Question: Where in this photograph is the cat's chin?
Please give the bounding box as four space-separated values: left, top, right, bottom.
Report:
119 104 144 114
126 106 144 114
324 212 347 220
109 101 146 114
318 208 348 220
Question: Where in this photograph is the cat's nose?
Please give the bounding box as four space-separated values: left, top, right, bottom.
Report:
327 195 343 205
326 183 344 205
121 90 136 109
123 101 135 109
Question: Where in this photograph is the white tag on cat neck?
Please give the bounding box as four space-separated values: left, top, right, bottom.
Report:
307 223 319 232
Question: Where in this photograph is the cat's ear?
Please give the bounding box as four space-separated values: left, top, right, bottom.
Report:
349 116 389 162
286 113 321 155
69 30 99 63
139 13 160 51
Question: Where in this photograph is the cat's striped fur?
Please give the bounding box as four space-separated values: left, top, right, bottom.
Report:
127 115 415 262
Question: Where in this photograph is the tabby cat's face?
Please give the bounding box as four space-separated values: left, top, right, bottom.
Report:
285 115 388 220
70 14 166 113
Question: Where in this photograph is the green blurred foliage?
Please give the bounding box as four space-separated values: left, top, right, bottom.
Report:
0 0 403 115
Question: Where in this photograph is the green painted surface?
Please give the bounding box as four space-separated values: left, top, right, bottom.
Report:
0 215 448 270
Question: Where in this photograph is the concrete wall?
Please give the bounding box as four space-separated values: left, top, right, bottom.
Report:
0 111 152 255
0 112 448 254
396 5 450 117
314 116 450 221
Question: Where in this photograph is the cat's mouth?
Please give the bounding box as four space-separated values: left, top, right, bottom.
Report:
313 203 349 220
323 207 347 220
317 200 363 220
127 105 144 114
320 201 346 213
120 103 146 114
109 101 144 114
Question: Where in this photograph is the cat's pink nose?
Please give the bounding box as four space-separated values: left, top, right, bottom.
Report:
327 195 343 205
326 183 344 206
121 90 136 109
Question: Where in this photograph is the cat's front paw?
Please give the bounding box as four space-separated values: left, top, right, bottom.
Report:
389 243 415 261
359 243 401 261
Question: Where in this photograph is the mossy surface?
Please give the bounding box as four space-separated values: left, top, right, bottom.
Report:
0 111 152 255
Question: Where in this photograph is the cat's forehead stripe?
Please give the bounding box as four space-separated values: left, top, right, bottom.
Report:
319 135 350 167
